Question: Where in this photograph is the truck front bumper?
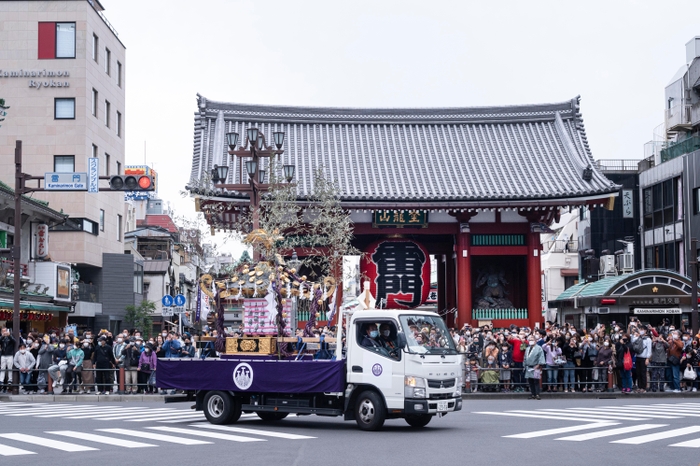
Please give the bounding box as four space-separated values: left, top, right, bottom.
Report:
404 397 462 415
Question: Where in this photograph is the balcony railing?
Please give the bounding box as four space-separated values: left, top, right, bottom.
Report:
75 283 99 303
665 104 692 132
472 308 528 320
660 135 700 163
594 159 640 172
542 240 578 254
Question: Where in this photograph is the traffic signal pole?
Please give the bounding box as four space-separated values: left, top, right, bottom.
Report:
12 141 22 394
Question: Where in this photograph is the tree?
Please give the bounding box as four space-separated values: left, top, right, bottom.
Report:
124 300 156 338
237 250 252 265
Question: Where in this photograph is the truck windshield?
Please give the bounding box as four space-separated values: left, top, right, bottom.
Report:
399 314 458 355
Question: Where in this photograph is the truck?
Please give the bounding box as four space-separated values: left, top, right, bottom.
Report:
158 308 463 431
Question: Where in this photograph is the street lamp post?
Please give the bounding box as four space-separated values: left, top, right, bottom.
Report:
211 129 295 260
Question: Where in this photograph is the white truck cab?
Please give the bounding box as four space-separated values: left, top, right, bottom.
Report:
344 308 463 429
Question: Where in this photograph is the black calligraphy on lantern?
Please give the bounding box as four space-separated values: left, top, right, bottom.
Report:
371 241 426 308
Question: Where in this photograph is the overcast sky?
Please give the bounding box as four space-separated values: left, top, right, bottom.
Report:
102 0 698 257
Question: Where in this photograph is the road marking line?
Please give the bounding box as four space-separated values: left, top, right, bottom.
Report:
555 424 667 441
669 437 700 448
36 407 141 418
554 408 673 419
127 413 206 422
0 443 36 456
611 426 700 445
148 426 265 442
2 405 97 416
97 428 212 445
527 409 650 421
474 411 598 422
0 433 97 452
47 431 156 448
84 409 183 420
504 423 618 439
191 423 316 439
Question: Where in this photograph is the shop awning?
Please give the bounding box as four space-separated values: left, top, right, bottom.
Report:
0 298 71 312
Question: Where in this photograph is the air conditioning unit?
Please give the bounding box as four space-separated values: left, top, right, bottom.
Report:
600 255 617 277
618 253 634 274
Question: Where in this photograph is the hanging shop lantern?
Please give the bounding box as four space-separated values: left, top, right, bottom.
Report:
360 238 431 309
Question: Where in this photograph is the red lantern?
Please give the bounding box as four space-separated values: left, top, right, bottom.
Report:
360 238 431 309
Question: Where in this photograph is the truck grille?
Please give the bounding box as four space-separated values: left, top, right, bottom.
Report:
427 379 455 389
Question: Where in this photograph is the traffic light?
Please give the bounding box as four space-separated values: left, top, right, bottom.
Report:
109 175 154 191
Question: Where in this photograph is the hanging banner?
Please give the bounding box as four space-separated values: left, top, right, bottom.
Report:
36 224 49 258
360 238 431 309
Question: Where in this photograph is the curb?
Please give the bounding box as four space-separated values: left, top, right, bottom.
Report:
461 391 699 400
0 394 166 402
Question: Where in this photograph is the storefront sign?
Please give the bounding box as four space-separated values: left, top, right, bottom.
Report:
361 238 431 309
0 70 70 89
633 308 682 315
629 297 681 305
56 265 71 299
373 210 428 228
622 189 633 218
36 224 49 258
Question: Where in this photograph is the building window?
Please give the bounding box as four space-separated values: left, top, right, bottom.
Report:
118 214 123 243
116 161 122 175
694 187 700 214
82 219 98 235
117 61 122 87
105 100 110 127
105 48 111 75
92 89 98 116
134 262 143 293
104 153 110 176
54 155 74 172
92 144 98 159
99 209 105 232
116 111 122 137
38 22 75 59
92 34 99 62
54 98 75 119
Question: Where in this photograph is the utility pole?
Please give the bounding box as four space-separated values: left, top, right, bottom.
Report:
12 140 23 394
691 237 698 336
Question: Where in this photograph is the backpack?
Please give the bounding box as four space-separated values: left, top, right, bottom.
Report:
632 337 645 355
623 350 633 371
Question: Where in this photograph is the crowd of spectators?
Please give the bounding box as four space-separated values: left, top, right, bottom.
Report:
451 318 697 395
0 326 205 395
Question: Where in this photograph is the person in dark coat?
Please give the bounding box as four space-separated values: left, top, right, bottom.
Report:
92 336 116 394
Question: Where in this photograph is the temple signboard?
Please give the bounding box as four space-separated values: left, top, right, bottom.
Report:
373 210 428 228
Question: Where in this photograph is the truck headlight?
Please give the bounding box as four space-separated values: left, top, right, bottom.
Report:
405 376 427 398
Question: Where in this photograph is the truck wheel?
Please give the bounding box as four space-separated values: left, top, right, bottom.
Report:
354 390 386 431
203 391 241 425
256 412 289 421
405 414 432 428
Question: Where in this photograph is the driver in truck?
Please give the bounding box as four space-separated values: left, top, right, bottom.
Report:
361 324 384 348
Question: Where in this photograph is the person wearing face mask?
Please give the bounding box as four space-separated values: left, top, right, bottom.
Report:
92 335 116 395
36 336 54 394
48 339 68 388
631 327 652 393
0 327 16 393
138 343 158 394
594 338 614 393
523 337 545 400
499 343 513 392
616 335 634 393
507 329 526 392
649 334 669 392
562 338 578 392
479 353 500 392
361 324 384 349
378 324 398 355
667 331 684 392
80 338 95 394
13 343 35 393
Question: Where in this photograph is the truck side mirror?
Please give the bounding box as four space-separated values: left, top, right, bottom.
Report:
396 332 407 349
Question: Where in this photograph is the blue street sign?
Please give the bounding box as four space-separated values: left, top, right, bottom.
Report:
174 294 186 306
161 295 174 307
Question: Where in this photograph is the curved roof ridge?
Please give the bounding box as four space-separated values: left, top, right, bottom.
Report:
195 93 578 123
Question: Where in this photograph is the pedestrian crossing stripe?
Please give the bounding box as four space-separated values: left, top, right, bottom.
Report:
0 423 316 455
555 424 667 441
611 426 700 445
504 423 618 439
0 403 207 423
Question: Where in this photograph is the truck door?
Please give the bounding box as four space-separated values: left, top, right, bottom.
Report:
348 320 404 410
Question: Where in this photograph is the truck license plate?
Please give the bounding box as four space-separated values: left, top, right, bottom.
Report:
437 401 448 412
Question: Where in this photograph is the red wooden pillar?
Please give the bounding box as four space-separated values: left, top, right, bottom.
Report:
446 251 457 328
437 255 446 319
527 229 542 329
456 229 472 328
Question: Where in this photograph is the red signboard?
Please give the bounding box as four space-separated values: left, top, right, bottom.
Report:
360 238 430 309
36 224 49 258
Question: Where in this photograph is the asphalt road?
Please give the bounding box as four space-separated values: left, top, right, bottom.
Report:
2 397 700 466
